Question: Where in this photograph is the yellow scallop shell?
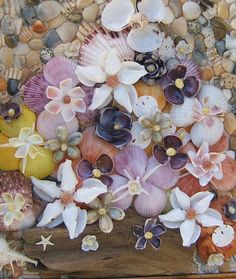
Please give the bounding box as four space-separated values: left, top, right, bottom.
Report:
0 133 20 171
0 106 36 137
19 146 56 179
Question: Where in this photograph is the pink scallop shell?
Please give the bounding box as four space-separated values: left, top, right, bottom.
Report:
23 74 50 114
36 110 79 140
79 27 135 66
43 56 79 87
180 59 201 79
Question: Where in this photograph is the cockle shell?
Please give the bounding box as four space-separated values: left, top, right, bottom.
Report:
19 26 33 44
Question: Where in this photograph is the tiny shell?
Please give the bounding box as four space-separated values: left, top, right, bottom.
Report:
61 0 76 17
5 68 22 80
82 3 99 23
182 1 201 21
47 13 66 29
224 112 236 135
25 50 40 68
0 46 14 68
171 17 188 37
32 20 48 34
36 0 62 22
19 26 33 43
28 38 43 50
56 22 78 43
217 0 229 19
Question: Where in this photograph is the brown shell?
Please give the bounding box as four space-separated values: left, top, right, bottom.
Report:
0 75 7 91
32 20 48 34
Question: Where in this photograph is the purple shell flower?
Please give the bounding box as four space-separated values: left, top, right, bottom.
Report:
224 199 236 221
77 154 113 186
153 135 189 170
96 107 132 148
133 218 166 250
0 102 21 121
159 65 200 105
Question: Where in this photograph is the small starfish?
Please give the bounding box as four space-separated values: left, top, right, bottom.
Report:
36 235 54 251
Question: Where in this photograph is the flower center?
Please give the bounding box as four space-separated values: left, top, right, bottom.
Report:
61 143 68 152
127 179 142 195
144 231 153 240
178 131 185 141
186 208 197 219
202 160 212 170
87 239 94 246
60 192 74 205
98 207 107 215
179 47 186 54
229 206 236 215
175 78 184 89
152 124 161 132
92 168 102 178
106 75 120 88
202 107 210 116
130 12 149 29
114 123 121 130
166 148 176 157
8 109 15 118
8 203 15 212
63 95 71 104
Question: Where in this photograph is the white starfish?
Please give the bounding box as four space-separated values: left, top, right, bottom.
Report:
36 235 54 251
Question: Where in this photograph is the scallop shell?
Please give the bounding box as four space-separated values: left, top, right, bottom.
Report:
19 26 33 43
0 171 36 231
43 56 79 87
134 81 166 110
19 146 56 179
36 110 79 141
79 26 135 66
23 74 50 114
0 133 19 171
180 59 201 79
76 21 97 42
0 106 36 138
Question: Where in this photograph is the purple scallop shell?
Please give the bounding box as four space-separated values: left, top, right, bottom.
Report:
179 59 200 79
23 74 50 114
43 56 79 87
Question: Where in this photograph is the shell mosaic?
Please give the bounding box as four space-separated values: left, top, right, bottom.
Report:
1 0 236 277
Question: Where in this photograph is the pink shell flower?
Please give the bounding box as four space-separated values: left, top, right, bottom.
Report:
44 78 86 123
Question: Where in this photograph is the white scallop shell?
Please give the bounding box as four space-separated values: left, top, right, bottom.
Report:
170 97 196 127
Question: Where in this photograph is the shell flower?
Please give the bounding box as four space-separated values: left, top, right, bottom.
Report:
81 235 99 252
158 187 223 247
77 154 113 186
207 253 224 267
31 160 108 239
45 126 83 163
224 199 236 221
153 135 189 170
0 102 21 122
87 192 125 233
133 218 166 250
176 128 191 146
131 96 176 148
96 107 132 148
76 49 146 113
176 40 193 60
0 193 25 226
185 141 226 186
45 78 86 123
159 65 200 105
101 0 166 52
0 123 44 173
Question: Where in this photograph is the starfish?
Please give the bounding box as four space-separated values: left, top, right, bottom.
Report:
36 235 54 251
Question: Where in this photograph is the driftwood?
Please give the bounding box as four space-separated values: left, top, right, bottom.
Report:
23 209 197 278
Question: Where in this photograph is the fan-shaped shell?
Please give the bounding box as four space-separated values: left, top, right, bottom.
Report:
79 27 135 66
19 146 56 179
180 59 201 79
23 74 50 114
0 133 19 171
0 106 36 138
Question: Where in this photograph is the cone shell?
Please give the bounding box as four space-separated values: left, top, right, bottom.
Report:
0 106 36 138
36 110 79 141
79 27 135 66
23 74 50 114
43 56 78 87
19 146 56 179
134 81 166 111
0 171 36 232
0 133 19 171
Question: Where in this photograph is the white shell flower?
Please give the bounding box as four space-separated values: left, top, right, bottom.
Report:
81 235 99 252
158 187 223 247
131 95 176 148
31 160 107 239
176 40 193 60
76 49 147 113
44 78 86 123
0 123 44 173
207 254 224 267
101 0 166 52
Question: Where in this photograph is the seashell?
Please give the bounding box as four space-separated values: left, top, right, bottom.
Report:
76 20 97 41
201 67 214 81
22 6 37 26
212 17 232 41
182 1 201 21
79 26 135 66
82 3 99 23
134 81 166 111
0 133 19 171
171 17 188 37
56 22 78 43
226 34 236 49
32 20 48 34
224 112 236 135
210 133 229 153
0 75 7 91
67 12 83 23
36 110 79 141
28 38 43 51
61 0 76 17
3 0 26 17
25 50 40 68
18 26 33 43
156 34 176 63
36 0 62 22
19 146 56 179
40 47 54 64
0 46 14 69
231 18 236 29
0 106 36 138
23 74 50 114
5 68 22 80
222 57 235 73
0 32 5 48
78 126 117 164
47 13 66 29
170 97 196 127
161 7 174 24
179 59 201 79
217 0 229 19
13 42 29 56
43 56 78 87
213 56 225 76
229 3 236 21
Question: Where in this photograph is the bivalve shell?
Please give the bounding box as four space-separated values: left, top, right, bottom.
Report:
19 26 33 43
47 13 66 29
28 38 43 50
182 1 201 21
36 0 62 22
56 22 78 42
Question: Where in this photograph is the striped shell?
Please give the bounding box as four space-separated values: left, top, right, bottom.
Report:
19 26 33 43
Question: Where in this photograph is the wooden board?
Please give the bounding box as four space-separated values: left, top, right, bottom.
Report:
23 209 198 278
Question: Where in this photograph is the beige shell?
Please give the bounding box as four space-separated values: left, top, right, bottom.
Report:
61 0 76 17
28 38 43 51
36 0 62 22
0 32 5 48
56 22 78 42
76 20 97 41
3 0 25 17
0 47 13 69
5 68 22 80
213 56 225 76
47 13 66 29
19 26 33 43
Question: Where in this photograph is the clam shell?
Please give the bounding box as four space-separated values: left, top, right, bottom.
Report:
79 26 135 66
56 22 78 43
19 146 56 179
19 26 33 43
36 110 79 141
0 133 20 171
43 56 78 87
0 106 36 138
36 0 62 22
23 74 50 113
